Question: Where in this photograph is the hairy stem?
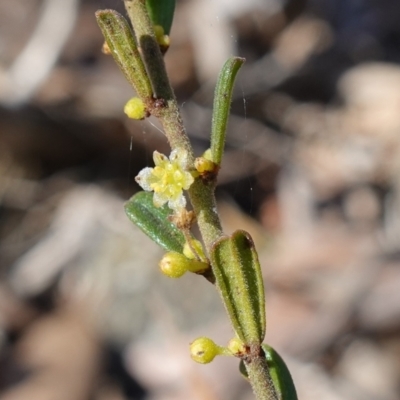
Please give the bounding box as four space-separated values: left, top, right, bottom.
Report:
122 2 273 400
245 349 279 400
124 0 192 156
123 0 222 247
188 179 223 250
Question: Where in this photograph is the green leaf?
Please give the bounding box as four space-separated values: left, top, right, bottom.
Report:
239 345 298 400
125 191 185 252
210 57 245 166
146 0 176 35
210 230 265 344
262 345 298 400
95 10 153 100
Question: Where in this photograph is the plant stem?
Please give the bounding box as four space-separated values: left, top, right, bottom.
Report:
245 349 279 400
188 179 223 250
124 0 192 157
123 0 222 248
122 2 274 399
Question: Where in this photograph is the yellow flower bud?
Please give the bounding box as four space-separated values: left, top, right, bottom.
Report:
186 259 209 274
195 157 217 174
153 25 165 40
190 337 219 364
153 25 170 52
203 148 213 161
159 252 189 278
124 97 147 120
159 35 170 48
227 337 246 356
159 252 208 278
183 239 206 260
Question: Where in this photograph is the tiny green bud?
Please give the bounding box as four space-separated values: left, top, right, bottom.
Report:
159 252 189 278
203 148 213 161
145 0 176 35
124 97 147 120
227 337 246 356
153 25 171 50
195 157 217 174
186 259 210 274
159 252 208 278
153 24 164 39
183 239 206 260
190 337 219 364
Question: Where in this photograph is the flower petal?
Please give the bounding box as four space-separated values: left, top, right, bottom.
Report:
182 172 194 189
169 193 186 210
169 149 179 161
153 151 168 166
153 191 169 208
135 148 194 212
135 168 154 191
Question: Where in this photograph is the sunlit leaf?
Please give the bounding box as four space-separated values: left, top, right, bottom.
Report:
211 230 265 344
125 191 185 252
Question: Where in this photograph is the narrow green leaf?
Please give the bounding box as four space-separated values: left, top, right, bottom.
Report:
263 345 298 400
210 230 265 344
239 345 298 400
95 10 153 99
146 0 176 35
210 57 245 166
124 0 173 100
124 191 185 252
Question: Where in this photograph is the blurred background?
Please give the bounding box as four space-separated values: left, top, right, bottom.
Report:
1 0 400 399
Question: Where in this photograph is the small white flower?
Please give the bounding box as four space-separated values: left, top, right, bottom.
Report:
135 149 194 211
